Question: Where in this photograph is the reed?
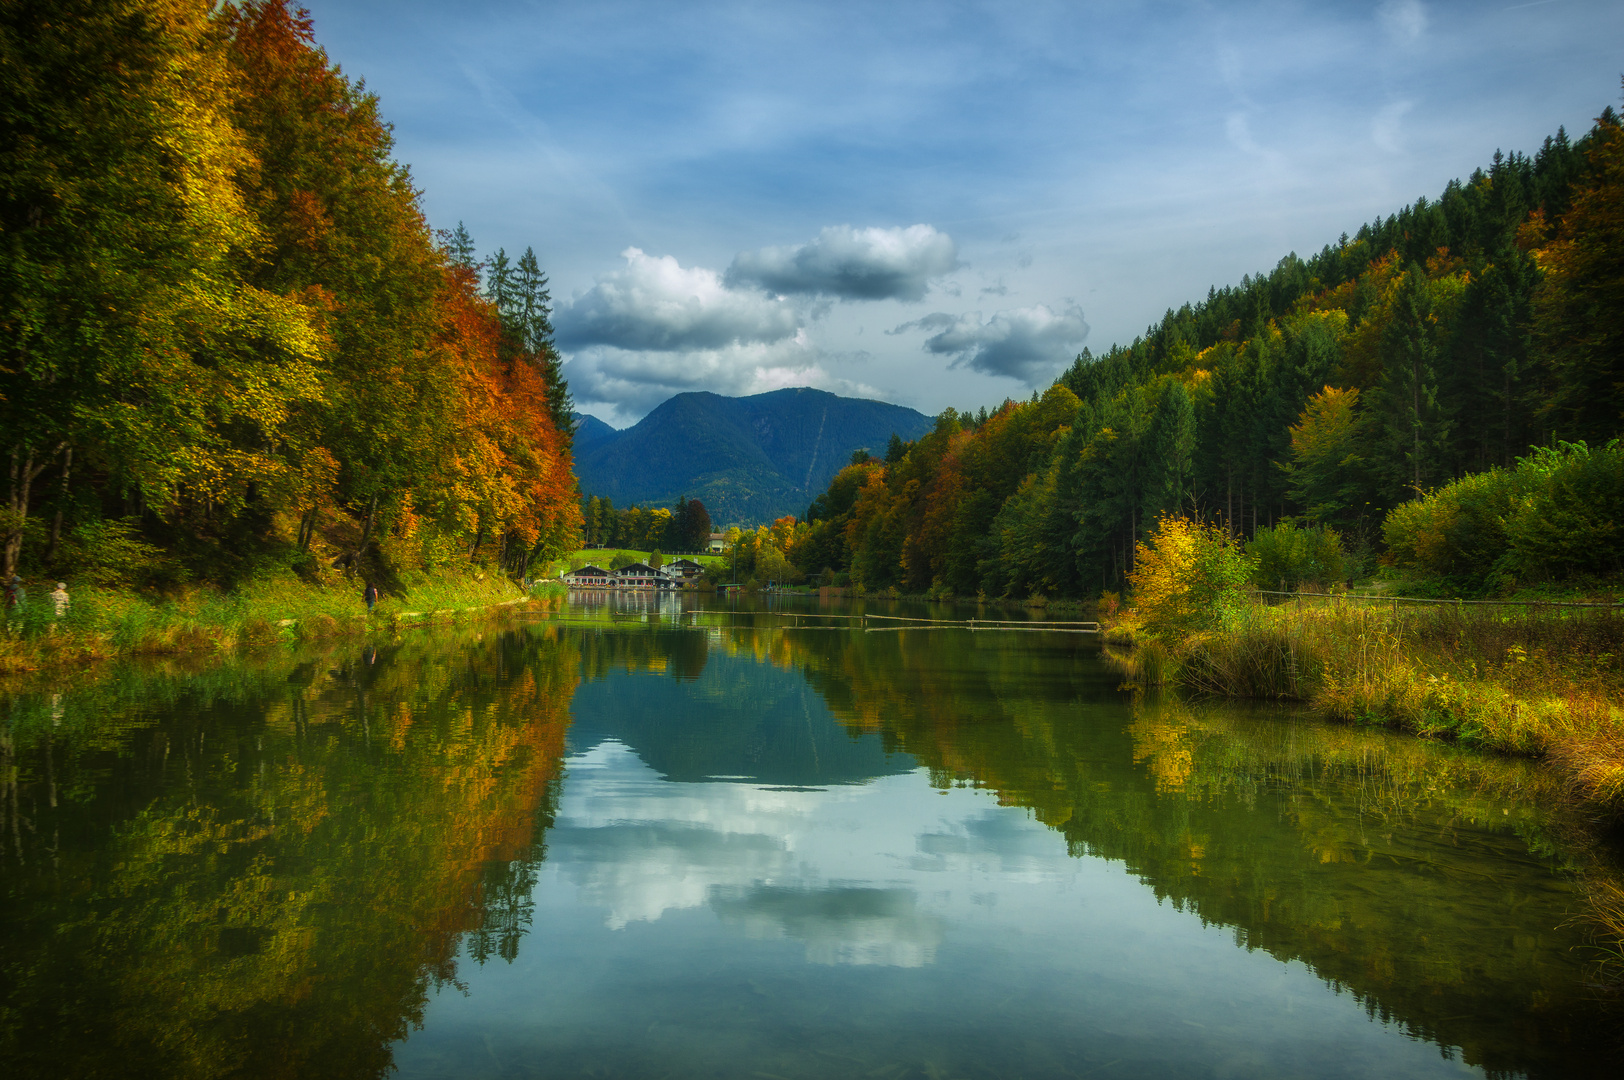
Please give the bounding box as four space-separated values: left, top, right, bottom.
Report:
1117 596 1624 809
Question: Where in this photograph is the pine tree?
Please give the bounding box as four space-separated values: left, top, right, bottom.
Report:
514 246 573 445
485 248 514 315
1378 265 1452 495
444 221 479 272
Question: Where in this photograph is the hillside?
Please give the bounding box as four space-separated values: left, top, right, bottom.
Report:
574 388 933 525
777 105 1624 599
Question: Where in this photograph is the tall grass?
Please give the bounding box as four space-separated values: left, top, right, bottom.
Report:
1112 596 1624 812
0 570 535 673
1108 594 1624 984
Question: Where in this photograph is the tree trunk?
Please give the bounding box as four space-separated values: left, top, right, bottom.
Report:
353 494 380 567
43 446 71 569
5 444 63 578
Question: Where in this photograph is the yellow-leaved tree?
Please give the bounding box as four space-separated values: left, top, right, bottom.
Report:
1128 515 1256 638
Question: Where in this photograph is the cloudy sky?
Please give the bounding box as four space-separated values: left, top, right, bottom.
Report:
304 0 1624 426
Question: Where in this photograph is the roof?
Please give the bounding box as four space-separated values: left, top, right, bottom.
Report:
614 562 664 574
567 564 610 575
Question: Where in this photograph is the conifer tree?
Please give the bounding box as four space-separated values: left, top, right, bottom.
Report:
445 221 479 272
514 246 573 445
1378 265 1452 495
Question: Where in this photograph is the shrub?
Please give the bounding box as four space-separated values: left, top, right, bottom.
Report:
1382 468 1521 585
1501 440 1624 582
60 518 167 587
1247 521 1346 591
1129 515 1256 638
1381 440 1624 588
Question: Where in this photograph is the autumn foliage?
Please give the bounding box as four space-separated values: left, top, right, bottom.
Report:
0 0 579 584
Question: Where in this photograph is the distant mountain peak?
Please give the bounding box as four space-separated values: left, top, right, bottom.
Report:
573 388 931 526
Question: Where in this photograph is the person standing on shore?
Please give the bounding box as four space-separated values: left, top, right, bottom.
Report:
4 574 23 612
363 580 380 612
51 582 68 617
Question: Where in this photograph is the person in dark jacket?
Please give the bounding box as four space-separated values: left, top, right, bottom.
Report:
363 581 380 611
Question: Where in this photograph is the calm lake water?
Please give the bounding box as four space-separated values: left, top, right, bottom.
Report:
1 594 1616 1078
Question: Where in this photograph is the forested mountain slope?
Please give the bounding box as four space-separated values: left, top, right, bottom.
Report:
781 101 1624 597
574 388 933 526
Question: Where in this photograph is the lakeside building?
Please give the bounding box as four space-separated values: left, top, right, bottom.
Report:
666 558 705 582
562 564 613 588
612 562 676 590
708 532 726 553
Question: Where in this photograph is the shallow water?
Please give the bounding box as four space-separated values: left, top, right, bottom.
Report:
0 594 1614 1078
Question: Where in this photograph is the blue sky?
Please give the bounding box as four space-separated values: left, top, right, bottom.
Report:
304 0 1624 426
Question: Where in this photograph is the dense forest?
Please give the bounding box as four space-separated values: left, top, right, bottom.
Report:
771 98 1624 598
1 0 580 588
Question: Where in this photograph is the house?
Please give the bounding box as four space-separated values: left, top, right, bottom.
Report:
562 564 612 588
612 562 675 589
708 532 727 553
667 558 705 582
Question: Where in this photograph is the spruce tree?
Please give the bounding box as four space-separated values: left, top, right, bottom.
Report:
1378 265 1452 495
514 246 573 445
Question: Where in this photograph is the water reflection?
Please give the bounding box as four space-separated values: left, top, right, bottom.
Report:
0 624 577 1080
2 601 1619 1079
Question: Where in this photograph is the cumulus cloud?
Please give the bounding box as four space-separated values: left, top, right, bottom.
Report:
710 885 943 967
891 304 1089 384
557 247 800 352
725 224 960 301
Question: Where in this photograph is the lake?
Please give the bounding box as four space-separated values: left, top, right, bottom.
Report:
1 594 1615 1078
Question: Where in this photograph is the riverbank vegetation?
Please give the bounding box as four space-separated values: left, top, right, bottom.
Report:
1 1 579 611
767 93 1624 822
1103 501 1624 817
0 569 566 675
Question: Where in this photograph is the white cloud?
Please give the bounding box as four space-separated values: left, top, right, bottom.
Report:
558 247 800 351
1378 0 1427 46
893 304 1089 384
725 224 960 301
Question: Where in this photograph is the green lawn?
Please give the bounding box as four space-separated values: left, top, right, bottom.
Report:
551 548 728 576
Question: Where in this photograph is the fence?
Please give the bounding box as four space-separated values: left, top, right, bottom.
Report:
1253 590 1622 611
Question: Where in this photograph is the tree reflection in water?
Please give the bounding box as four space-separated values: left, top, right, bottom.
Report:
3 610 1620 1079
0 623 577 1080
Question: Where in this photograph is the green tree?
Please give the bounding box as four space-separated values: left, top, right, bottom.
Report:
1535 118 1624 444
513 246 573 446
1376 264 1452 495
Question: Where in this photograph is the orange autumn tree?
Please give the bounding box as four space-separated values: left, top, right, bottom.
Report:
220 0 578 578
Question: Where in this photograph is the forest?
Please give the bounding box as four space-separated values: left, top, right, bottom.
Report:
1 0 580 590
769 98 1624 599
579 496 714 555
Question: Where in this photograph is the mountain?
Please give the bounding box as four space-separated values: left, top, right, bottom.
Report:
573 387 934 525
572 413 620 453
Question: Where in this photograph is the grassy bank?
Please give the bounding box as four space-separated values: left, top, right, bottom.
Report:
0 572 567 674
1105 598 1624 812
1103 595 1624 982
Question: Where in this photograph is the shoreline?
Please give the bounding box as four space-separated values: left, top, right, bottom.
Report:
0 575 569 678
1096 597 1624 815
